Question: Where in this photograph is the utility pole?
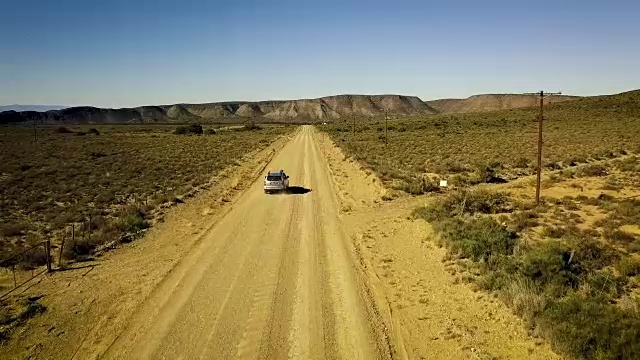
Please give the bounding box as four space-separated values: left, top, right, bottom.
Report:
33 116 37 144
524 90 561 206
384 109 389 146
352 115 356 137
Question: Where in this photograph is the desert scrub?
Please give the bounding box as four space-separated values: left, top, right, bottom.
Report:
319 90 640 194
414 188 640 359
432 216 517 262
391 177 439 195
0 124 294 262
540 294 640 360
174 124 204 135
577 164 608 177
116 205 149 233
413 188 513 222
508 210 540 231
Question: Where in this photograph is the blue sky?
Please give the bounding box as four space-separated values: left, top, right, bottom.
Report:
1 0 639 107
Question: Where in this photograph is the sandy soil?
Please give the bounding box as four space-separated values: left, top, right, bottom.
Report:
1 130 295 359
2 125 562 360
316 132 561 360
100 126 391 359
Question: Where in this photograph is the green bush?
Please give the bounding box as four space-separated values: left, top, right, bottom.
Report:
435 217 517 262
117 206 149 233
0 222 28 237
509 210 539 231
502 276 547 324
542 225 568 239
613 156 639 172
541 294 640 360
613 200 640 222
68 236 100 257
545 161 564 171
594 150 616 160
412 204 447 222
521 241 582 294
584 270 627 298
455 189 512 215
243 123 262 131
174 124 203 135
578 164 608 177
568 236 617 271
617 257 640 277
473 164 506 184
55 126 72 134
566 154 588 166
414 189 513 222
604 228 637 243
445 161 470 173
514 157 530 168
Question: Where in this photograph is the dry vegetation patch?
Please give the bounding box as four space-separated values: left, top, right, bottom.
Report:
0 124 294 265
319 90 640 193
324 90 640 359
414 185 640 359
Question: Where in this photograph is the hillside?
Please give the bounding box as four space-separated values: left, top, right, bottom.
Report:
427 94 579 114
0 94 437 125
166 104 201 121
0 105 67 112
321 88 640 190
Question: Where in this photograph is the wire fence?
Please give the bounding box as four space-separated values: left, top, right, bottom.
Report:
0 200 153 299
0 240 51 299
0 215 117 299
0 215 111 299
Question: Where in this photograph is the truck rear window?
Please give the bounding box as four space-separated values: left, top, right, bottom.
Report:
266 175 281 181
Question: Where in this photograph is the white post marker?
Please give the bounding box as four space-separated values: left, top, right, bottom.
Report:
439 180 448 188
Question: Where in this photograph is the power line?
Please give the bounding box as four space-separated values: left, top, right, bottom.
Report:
524 90 562 206
384 108 388 146
33 115 37 144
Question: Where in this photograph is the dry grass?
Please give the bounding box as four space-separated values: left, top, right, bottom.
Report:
415 187 640 360
328 90 640 359
0 124 293 261
319 90 640 191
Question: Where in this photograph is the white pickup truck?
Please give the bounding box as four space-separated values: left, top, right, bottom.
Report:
264 170 290 194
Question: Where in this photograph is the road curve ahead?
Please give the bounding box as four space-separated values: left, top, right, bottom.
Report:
103 126 391 360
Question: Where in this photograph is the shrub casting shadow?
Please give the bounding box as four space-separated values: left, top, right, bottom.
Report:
486 177 508 184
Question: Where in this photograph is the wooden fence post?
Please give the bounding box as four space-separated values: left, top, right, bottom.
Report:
58 226 67 266
45 240 52 272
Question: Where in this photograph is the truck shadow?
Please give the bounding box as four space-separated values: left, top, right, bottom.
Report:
285 186 312 195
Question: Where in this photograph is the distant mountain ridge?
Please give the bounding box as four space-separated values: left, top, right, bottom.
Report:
0 94 438 125
426 94 579 114
0 92 592 125
0 105 67 112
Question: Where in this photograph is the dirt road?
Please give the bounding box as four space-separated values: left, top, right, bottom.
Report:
103 126 391 359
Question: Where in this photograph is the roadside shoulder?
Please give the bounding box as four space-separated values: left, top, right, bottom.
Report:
0 128 298 360
314 127 560 360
